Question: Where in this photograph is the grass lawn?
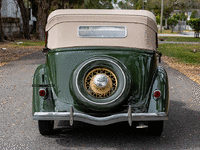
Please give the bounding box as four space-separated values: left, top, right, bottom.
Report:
158 36 200 42
0 39 44 67
158 29 179 34
11 39 45 47
158 43 200 66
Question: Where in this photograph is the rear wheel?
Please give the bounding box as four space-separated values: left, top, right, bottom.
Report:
148 121 164 136
38 120 54 135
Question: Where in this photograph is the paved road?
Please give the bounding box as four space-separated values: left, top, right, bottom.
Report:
158 31 195 37
0 51 200 150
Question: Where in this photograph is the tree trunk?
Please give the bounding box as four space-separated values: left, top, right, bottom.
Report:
61 0 64 8
0 0 4 42
17 0 31 39
165 18 168 29
194 31 199 38
28 0 38 19
36 0 49 40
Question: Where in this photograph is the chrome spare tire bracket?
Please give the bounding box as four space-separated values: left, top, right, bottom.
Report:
128 105 132 126
70 105 74 126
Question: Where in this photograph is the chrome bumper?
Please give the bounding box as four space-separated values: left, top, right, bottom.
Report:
33 106 168 126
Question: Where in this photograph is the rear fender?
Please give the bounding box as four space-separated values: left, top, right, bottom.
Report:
32 64 55 115
148 66 169 113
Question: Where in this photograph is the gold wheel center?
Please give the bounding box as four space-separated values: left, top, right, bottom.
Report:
84 68 118 98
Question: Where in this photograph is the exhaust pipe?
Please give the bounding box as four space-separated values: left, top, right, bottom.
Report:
136 122 148 129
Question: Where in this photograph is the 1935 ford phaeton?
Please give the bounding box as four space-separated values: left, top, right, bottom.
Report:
32 9 169 136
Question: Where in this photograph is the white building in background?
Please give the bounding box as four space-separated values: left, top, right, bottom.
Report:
1 0 21 18
172 9 200 31
1 0 36 36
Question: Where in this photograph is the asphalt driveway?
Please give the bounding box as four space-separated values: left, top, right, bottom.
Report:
0 51 200 150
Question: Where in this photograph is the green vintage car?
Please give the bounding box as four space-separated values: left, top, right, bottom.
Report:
32 9 169 136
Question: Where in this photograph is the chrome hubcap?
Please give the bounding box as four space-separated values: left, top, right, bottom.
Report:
94 74 108 88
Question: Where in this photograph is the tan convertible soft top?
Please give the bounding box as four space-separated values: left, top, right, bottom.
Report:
46 9 158 50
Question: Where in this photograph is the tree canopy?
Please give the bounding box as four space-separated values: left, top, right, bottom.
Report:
173 13 187 21
114 0 196 22
2 0 200 41
84 0 113 9
145 0 189 18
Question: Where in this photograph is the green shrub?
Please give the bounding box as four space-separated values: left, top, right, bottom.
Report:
173 13 187 21
156 14 165 25
167 18 178 33
190 10 198 19
188 18 200 37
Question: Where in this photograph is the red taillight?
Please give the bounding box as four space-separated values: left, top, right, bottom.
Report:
154 90 161 98
39 89 46 96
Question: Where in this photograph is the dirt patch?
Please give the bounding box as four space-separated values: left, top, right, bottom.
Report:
0 43 43 67
162 56 200 85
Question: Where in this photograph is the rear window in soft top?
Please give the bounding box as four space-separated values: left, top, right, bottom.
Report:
78 26 127 38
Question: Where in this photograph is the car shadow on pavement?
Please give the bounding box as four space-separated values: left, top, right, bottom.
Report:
0 51 45 68
43 100 200 149
14 51 45 62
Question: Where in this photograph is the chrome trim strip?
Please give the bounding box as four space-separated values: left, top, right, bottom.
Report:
32 84 55 87
33 112 168 126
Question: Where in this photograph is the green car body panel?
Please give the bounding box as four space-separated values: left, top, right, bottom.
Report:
32 64 55 115
32 47 169 115
34 9 168 136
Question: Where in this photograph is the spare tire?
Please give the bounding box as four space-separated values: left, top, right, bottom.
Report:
70 56 131 111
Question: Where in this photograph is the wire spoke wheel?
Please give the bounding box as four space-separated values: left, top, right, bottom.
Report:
84 68 118 98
